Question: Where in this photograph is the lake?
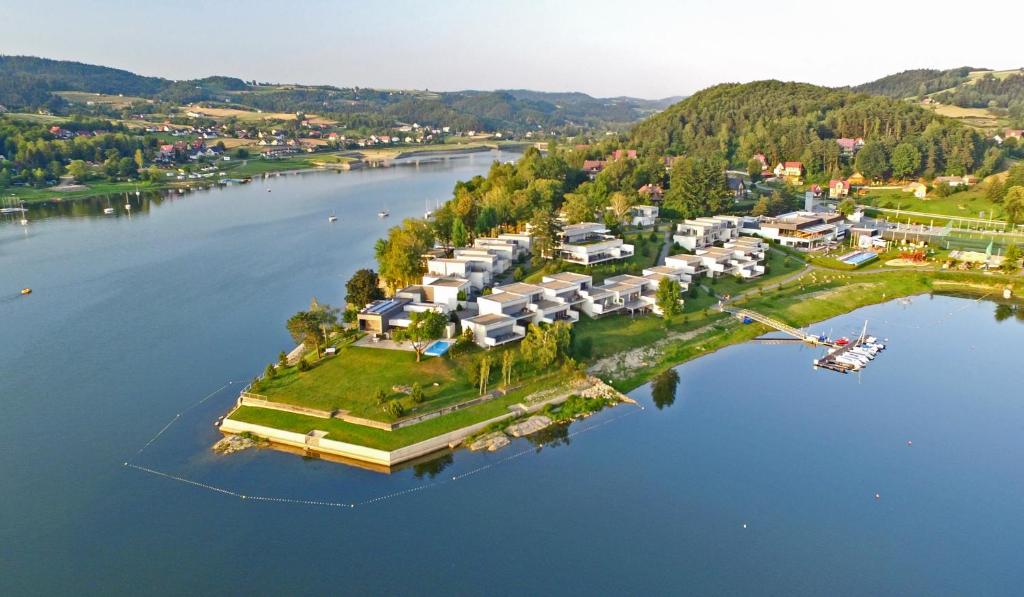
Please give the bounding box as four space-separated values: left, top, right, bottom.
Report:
2 153 1023 595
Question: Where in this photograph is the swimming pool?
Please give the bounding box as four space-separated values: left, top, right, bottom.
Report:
423 339 454 357
838 251 878 266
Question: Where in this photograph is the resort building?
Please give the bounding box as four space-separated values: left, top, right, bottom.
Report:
753 211 848 251
663 254 708 280
356 297 456 338
396 276 471 311
555 222 635 265
672 216 740 251
629 205 659 227
426 247 510 290
692 246 764 278
461 313 527 348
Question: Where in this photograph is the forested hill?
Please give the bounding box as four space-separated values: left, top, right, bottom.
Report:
630 80 987 179
851 67 975 99
0 55 673 132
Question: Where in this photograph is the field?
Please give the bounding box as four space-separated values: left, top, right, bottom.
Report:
181 106 335 125
56 91 146 109
860 188 1005 220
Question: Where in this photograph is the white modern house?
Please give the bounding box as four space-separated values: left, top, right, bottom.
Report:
629 205 659 227
693 245 765 278
556 222 634 265
396 276 471 311
664 253 708 280
461 313 527 348
673 216 740 251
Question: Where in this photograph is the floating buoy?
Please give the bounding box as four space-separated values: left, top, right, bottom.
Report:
742 523 747 529
907 440 912 447
874 493 881 500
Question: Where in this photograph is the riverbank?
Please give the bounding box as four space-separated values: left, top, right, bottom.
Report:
7 143 523 204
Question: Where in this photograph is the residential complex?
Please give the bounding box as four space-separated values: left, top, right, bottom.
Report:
752 211 849 251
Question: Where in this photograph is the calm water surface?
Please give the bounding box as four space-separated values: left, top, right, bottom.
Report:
2 153 1023 595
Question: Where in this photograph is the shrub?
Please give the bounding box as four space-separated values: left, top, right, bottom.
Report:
410 382 424 404
648 230 658 242
385 400 405 419
513 266 526 281
264 363 277 379
297 357 310 372
374 388 388 405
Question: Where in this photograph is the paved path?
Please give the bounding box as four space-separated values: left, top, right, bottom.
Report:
657 225 673 265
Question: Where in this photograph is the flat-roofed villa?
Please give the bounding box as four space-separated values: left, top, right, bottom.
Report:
357 275 468 337
556 222 634 265
629 204 659 227
673 216 740 251
663 253 708 280
461 312 527 348
693 245 765 278
754 211 848 251
425 247 507 290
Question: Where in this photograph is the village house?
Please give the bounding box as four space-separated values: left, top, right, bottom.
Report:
611 149 638 161
836 137 865 156
555 222 635 265
773 161 804 183
638 183 664 203
726 173 749 199
582 160 607 179
829 179 851 199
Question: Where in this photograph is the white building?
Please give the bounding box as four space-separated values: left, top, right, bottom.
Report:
630 205 659 227
753 211 848 251
556 222 634 265
673 216 740 251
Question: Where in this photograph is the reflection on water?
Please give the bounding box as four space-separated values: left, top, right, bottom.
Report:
650 368 680 410
994 302 1024 323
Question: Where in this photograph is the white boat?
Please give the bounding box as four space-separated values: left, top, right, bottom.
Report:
103 207 115 215
328 215 338 223
378 210 390 218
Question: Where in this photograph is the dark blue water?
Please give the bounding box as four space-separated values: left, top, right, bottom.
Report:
3 155 1024 594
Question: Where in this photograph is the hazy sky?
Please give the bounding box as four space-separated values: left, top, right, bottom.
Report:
2 0 1021 98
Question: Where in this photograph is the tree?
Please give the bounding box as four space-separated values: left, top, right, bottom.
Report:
529 208 558 265
746 157 763 180
986 179 1005 203
663 156 729 219
134 148 145 170
561 193 593 224
609 192 633 225
767 190 788 215
1001 243 1021 273
277 351 288 367
519 321 572 369
650 369 680 410
855 141 889 180
393 309 448 362
890 143 921 180
376 218 434 291
450 217 469 248
287 311 324 358
501 350 515 388
67 159 88 182
751 196 771 217
655 277 683 320
837 197 857 216
263 363 277 379
345 269 383 310
410 382 424 404
1003 186 1024 225
478 355 492 395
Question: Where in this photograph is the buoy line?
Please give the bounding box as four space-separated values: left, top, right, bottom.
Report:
125 380 645 509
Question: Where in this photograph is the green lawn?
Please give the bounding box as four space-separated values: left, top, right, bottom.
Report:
571 308 727 361
861 188 1004 220
254 342 486 420
230 373 563 450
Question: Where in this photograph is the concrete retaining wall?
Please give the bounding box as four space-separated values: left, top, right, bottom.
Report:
239 395 333 419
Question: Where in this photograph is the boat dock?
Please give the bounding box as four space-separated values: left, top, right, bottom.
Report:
721 306 886 374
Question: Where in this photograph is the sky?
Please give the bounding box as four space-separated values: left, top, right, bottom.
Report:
2 0 1022 99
